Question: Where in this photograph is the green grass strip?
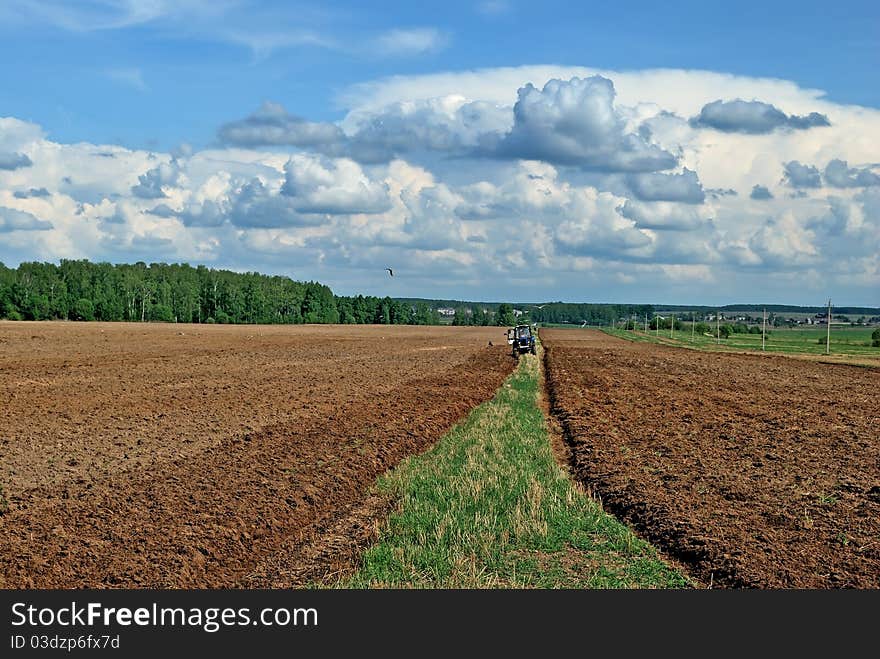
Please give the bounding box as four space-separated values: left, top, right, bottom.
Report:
345 345 689 589
603 327 880 359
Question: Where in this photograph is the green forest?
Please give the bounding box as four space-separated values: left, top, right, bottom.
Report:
0 260 444 326
10 260 856 330
530 302 655 326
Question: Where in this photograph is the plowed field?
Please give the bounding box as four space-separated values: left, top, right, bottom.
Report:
542 329 879 588
0 322 514 588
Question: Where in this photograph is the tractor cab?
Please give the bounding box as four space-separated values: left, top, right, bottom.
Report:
507 324 537 356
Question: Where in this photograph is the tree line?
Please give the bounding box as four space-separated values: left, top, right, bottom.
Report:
0 260 445 326
450 302 514 326
335 296 441 325
0 260 681 329
530 302 655 325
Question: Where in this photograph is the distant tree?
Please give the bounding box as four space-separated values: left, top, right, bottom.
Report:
375 299 391 325
302 283 338 323
496 303 516 327
452 306 471 326
413 302 435 326
72 298 95 321
25 294 51 321
336 298 356 324
150 304 175 322
872 328 880 347
136 278 155 323
390 299 410 325
352 295 370 324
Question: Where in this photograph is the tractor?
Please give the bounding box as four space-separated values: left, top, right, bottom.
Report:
507 324 537 357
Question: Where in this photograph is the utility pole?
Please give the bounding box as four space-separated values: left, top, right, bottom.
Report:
716 311 720 344
762 307 766 351
645 312 648 333
826 298 832 355
670 313 675 339
692 311 695 342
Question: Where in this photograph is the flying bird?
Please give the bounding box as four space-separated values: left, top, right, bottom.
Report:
580 320 587 328
385 268 394 277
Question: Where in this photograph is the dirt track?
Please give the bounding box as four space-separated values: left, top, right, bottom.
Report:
542 329 880 588
0 322 514 588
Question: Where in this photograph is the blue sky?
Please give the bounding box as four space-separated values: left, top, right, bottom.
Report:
1 1 878 305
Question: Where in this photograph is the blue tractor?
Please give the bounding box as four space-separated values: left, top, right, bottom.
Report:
507 324 537 357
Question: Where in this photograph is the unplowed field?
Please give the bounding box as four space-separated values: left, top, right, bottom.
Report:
542 329 879 588
0 322 514 588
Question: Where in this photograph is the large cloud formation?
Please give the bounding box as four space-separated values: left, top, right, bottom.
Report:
280 156 391 214
0 207 52 232
750 184 774 200
131 160 183 199
783 161 822 188
2 66 879 303
0 152 33 170
627 169 705 203
218 76 678 172
226 178 315 229
219 98 508 163
13 187 51 199
823 159 880 188
690 99 830 134
617 199 709 231
491 76 676 171
217 102 345 151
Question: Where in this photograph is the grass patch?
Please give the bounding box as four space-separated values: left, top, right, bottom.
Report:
604 326 880 363
344 345 688 589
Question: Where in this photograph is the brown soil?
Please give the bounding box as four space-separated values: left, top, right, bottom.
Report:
541 329 880 588
0 321 514 588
